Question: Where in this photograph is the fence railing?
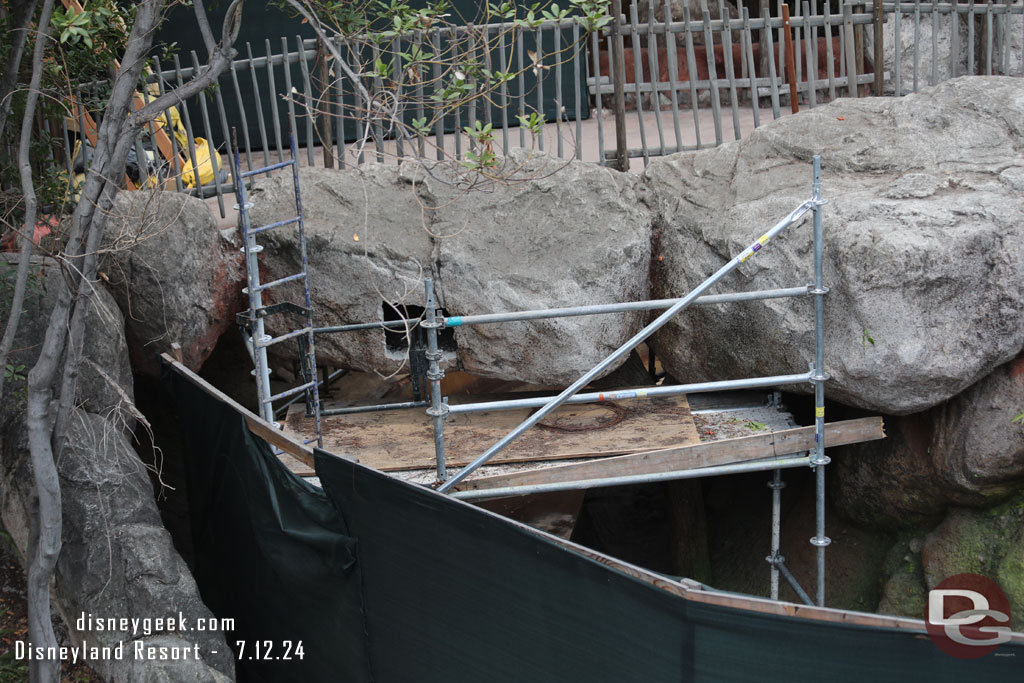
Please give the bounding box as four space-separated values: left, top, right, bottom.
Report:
592 0 1023 166
54 0 1022 215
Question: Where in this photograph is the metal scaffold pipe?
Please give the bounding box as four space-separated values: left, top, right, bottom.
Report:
437 199 814 493
446 372 813 416
451 455 815 500
441 287 811 328
768 468 786 601
808 154 831 607
312 286 811 335
423 279 449 481
233 138 274 425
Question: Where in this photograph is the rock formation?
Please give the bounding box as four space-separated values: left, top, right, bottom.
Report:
0 255 234 681
250 152 652 386
643 76 1024 416
103 191 245 375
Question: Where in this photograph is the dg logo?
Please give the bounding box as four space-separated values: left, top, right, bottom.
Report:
926 573 1014 659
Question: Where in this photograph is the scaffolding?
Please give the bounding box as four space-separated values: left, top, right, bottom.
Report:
270 156 840 606
232 135 323 447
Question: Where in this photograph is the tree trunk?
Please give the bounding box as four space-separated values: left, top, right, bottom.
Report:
10 5 59 679
0 0 40 140
14 1 242 680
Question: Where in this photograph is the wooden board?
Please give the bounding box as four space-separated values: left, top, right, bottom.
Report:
458 417 885 491
284 395 700 472
160 353 320 471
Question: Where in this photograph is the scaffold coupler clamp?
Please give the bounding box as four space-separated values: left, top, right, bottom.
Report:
425 399 449 419
808 282 830 296
807 362 830 385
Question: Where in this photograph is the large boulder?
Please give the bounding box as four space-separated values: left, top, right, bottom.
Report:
0 254 132 427
643 76 1024 415
250 164 439 377
252 153 653 385
834 354 1024 529
432 153 652 385
919 492 1024 630
103 191 245 375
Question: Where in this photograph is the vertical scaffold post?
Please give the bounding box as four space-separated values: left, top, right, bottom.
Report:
233 132 274 425
809 154 831 607
290 135 323 448
423 279 448 481
767 468 785 600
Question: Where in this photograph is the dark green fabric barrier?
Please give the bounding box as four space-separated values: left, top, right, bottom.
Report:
170 369 1024 682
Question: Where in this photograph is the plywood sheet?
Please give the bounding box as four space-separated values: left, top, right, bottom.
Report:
284 395 700 472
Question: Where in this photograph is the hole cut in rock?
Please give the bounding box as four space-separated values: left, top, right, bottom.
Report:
382 302 457 353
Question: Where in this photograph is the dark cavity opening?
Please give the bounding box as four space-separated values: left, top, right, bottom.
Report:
382 302 457 353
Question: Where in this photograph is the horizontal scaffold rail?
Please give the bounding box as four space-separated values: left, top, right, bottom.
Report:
315 286 812 335
447 372 814 415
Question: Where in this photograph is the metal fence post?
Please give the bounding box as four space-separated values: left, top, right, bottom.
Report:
611 0 629 171
873 0 885 94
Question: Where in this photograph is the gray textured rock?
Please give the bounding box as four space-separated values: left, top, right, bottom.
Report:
103 191 245 375
0 410 235 681
0 254 132 427
834 354 1024 528
252 153 652 385
0 267 234 681
251 164 438 377
434 153 652 385
644 76 1024 415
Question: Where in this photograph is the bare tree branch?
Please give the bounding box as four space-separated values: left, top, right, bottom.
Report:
13 0 59 674
130 0 242 123
13 2 244 680
191 0 218 56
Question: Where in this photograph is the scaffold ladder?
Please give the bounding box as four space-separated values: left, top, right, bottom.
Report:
231 134 322 448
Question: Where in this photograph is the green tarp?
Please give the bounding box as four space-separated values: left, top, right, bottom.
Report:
169 368 1024 682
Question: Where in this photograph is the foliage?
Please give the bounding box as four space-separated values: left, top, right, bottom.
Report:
267 0 609 174
0 0 133 233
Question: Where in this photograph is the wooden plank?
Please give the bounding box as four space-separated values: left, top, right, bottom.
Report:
537 529 938 633
457 417 885 491
159 353 319 471
288 394 700 472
